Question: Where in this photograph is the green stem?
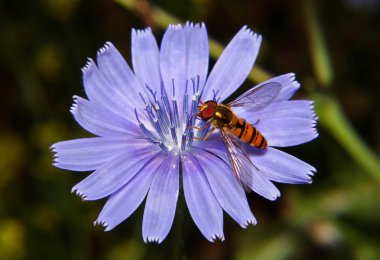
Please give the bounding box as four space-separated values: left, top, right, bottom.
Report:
304 0 334 87
314 95 380 181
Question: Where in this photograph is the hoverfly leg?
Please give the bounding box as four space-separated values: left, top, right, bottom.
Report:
193 126 216 141
251 119 261 126
202 126 216 141
187 121 211 131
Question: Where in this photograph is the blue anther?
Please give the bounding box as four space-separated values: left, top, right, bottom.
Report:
171 126 178 145
172 98 180 129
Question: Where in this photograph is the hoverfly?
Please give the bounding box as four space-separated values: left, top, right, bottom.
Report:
195 82 281 191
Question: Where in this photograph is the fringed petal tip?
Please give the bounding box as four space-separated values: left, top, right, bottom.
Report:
144 236 164 244
284 73 301 94
268 191 281 201
69 96 80 114
81 58 95 75
132 27 152 37
52 155 58 163
185 21 206 29
94 219 113 231
96 41 114 57
211 234 225 242
49 143 57 152
239 25 262 43
71 187 88 201
167 24 183 30
308 166 318 179
242 218 258 228
51 154 58 165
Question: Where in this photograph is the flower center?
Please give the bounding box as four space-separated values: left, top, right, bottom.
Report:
135 77 202 154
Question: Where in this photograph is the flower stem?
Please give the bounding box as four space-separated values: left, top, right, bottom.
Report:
303 0 334 88
314 94 380 181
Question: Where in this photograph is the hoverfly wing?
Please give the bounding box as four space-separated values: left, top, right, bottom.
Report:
220 128 254 192
228 82 281 112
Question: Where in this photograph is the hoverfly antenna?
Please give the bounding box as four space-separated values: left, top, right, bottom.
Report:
212 89 220 101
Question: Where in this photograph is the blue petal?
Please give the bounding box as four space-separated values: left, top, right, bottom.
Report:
160 25 187 100
96 42 144 110
192 133 225 151
184 22 209 92
182 153 224 242
52 137 145 171
194 138 281 201
72 143 162 201
70 96 140 137
95 152 166 231
82 59 135 118
132 28 162 93
191 149 256 228
260 73 300 102
142 154 179 243
203 26 262 101
236 100 316 122
249 166 281 201
249 147 316 184
257 118 318 147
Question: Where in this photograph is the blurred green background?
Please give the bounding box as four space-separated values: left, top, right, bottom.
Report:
1 0 380 259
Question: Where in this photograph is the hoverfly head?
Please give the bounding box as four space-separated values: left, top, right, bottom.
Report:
197 100 217 121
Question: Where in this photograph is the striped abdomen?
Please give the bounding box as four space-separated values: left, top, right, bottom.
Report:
227 117 267 149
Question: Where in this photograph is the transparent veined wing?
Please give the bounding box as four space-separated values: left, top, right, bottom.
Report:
220 128 255 192
228 82 281 112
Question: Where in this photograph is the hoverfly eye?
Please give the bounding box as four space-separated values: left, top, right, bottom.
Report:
203 106 214 116
201 105 216 119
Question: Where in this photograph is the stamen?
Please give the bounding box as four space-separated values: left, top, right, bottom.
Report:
144 105 156 122
181 133 187 152
196 75 200 94
145 84 157 103
195 121 208 139
153 118 167 142
172 97 180 129
136 74 202 153
161 84 173 125
139 92 147 105
172 79 176 97
134 109 158 142
158 141 169 152
191 94 199 126
182 92 188 127
187 129 194 149
153 104 170 135
171 125 178 146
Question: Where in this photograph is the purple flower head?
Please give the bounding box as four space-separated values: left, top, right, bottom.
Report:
51 23 317 243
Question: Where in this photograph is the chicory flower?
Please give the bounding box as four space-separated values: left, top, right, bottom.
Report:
52 23 317 243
